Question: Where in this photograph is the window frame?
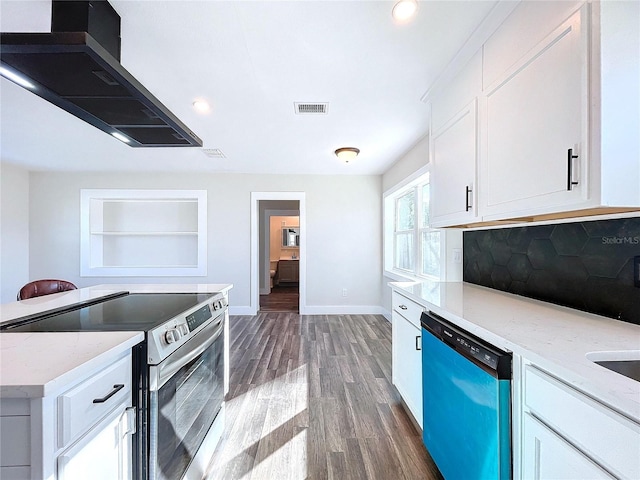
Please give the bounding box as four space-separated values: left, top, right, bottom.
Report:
384 167 444 282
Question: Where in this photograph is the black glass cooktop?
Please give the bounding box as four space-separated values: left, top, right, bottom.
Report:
1 293 214 332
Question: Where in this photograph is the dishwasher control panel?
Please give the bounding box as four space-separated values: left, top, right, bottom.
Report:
421 310 511 379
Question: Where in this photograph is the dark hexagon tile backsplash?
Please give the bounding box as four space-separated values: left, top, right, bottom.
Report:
463 217 640 325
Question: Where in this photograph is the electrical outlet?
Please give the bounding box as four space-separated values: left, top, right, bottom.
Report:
453 248 462 264
342 288 348 297
634 256 640 288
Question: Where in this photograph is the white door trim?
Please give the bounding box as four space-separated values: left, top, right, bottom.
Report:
250 192 306 315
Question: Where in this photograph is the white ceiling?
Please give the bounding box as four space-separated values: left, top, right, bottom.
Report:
0 0 498 174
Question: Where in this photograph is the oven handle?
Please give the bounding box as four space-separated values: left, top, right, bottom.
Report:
151 314 224 391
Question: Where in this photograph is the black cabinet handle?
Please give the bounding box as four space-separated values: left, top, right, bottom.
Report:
465 186 472 212
415 335 421 351
567 148 579 191
399 305 408 310
93 384 124 404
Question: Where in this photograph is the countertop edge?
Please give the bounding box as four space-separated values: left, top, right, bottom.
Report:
0 332 144 399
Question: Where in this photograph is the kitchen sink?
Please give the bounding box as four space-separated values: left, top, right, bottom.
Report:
594 360 640 382
586 351 640 383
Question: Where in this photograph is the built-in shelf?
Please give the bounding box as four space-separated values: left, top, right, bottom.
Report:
80 189 207 277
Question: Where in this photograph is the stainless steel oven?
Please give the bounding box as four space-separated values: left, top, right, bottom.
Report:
148 310 224 480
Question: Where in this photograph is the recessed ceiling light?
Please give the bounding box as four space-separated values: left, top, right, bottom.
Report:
0 66 36 89
111 132 131 144
335 147 360 163
192 99 211 113
392 0 418 22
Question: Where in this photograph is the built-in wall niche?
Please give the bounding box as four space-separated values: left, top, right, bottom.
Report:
80 189 207 276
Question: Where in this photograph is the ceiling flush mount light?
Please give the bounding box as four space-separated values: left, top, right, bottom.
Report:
392 0 418 22
0 66 36 89
192 99 211 114
335 147 360 163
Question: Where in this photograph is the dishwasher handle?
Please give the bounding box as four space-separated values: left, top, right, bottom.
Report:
421 310 512 380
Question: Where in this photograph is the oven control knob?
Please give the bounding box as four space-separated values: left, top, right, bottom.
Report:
177 324 189 336
164 329 181 344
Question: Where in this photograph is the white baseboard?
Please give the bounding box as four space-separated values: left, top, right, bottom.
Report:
300 305 387 315
229 305 256 316
229 305 389 317
259 287 270 295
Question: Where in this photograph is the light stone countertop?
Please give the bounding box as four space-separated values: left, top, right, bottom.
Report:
390 280 640 423
0 331 144 398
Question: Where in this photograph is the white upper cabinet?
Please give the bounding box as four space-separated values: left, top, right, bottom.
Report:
596 0 640 207
428 1 640 226
431 100 478 227
430 52 482 227
480 5 588 218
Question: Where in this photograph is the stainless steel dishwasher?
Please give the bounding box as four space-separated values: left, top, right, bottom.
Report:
421 310 512 479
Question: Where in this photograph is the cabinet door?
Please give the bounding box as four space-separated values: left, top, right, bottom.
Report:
481 6 588 219
522 413 614 480
392 313 422 427
278 261 299 283
431 100 478 227
57 406 134 480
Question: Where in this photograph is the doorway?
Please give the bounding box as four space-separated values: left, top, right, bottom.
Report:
250 192 306 315
261 211 299 312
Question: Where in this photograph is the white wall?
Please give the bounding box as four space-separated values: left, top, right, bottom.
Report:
26 172 382 313
0 162 30 302
382 134 430 192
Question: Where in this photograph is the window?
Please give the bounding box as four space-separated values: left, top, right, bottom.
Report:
384 170 441 280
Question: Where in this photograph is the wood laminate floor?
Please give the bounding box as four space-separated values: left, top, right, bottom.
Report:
205 313 442 480
260 285 299 312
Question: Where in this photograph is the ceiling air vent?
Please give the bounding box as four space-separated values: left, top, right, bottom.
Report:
202 148 226 158
294 102 328 115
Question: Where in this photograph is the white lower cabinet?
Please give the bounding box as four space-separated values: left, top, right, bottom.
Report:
522 413 614 479
391 291 423 428
519 364 640 480
58 405 134 480
0 351 135 480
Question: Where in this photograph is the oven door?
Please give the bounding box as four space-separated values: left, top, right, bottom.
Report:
148 315 224 480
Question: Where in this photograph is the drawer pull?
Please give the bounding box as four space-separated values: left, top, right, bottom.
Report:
93 384 124 404
415 335 421 351
399 305 408 310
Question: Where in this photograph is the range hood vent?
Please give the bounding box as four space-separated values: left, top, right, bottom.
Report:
0 0 202 147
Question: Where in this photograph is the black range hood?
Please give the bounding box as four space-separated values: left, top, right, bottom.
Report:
0 0 203 147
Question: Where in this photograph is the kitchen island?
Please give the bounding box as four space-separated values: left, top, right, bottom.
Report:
0 283 232 480
390 280 640 479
